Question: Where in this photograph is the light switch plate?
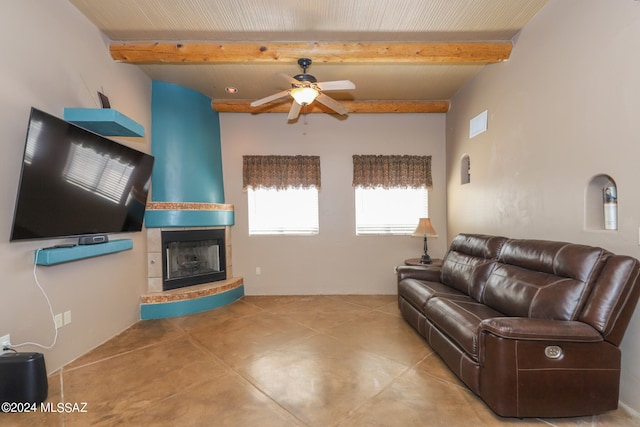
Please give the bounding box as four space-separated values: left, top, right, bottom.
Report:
55 313 63 329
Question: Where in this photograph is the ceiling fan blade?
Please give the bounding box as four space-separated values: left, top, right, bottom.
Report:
250 90 290 107
315 93 349 115
288 101 302 120
280 73 298 86
316 80 356 91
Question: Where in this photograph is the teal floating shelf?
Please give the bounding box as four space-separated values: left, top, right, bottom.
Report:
64 108 145 137
34 239 133 266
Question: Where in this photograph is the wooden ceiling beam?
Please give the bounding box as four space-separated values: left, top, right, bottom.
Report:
211 100 450 114
110 41 511 64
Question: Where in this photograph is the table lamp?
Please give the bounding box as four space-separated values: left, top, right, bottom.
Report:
412 218 438 264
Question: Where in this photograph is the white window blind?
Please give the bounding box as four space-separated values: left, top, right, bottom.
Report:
248 187 319 235
355 187 428 235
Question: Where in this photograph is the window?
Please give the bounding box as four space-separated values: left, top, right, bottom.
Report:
355 187 428 235
248 187 319 235
352 154 432 235
243 155 320 236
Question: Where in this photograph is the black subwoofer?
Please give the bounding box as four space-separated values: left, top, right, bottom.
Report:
0 352 48 407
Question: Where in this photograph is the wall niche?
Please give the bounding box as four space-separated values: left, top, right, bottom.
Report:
461 154 471 185
585 174 617 231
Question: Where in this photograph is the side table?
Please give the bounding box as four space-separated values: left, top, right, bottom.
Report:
404 258 443 267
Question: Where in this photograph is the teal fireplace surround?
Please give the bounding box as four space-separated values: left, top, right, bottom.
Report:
142 82 241 319
146 81 233 227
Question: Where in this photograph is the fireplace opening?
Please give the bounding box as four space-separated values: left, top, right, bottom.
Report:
161 229 226 291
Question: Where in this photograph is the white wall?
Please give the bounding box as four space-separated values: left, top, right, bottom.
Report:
0 0 152 372
446 0 640 412
220 112 446 295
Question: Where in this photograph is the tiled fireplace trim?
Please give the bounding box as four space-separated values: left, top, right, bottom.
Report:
141 277 242 304
145 226 233 294
145 202 235 228
141 201 243 319
141 225 244 319
146 202 234 211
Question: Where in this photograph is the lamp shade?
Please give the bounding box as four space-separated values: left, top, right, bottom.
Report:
412 218 438 237
290 86 319 105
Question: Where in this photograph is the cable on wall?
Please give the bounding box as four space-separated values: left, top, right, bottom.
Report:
7 249 58 350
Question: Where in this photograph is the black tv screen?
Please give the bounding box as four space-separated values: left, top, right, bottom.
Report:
10 107 154 242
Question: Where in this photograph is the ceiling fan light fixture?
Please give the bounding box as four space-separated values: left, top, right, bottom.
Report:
290 86 319 106
250 58 354 120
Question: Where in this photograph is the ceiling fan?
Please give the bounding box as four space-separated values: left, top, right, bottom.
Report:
250 58 356 120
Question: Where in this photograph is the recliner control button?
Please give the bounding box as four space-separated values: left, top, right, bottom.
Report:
544 345 563 359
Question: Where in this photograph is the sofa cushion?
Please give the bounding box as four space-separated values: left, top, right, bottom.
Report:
498 239 607 283
448 233 508 260
579 255 640 345
441 234 507 301
398 278 469 312
425 297 504 361
481 239 608 320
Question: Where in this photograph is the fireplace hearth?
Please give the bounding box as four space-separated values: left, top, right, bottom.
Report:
161 229 226 291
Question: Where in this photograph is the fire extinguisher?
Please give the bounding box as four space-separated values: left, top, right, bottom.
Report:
603 186 617 230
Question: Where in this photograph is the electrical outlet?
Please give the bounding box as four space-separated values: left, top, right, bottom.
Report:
256 267 261 275
1 334 10 350
55 313 63 329
63 310 72 325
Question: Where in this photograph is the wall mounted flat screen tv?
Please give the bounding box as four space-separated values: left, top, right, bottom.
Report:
10 107 154 242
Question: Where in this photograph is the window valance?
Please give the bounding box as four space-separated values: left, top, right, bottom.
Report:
243 155 321 190
352 155 432 189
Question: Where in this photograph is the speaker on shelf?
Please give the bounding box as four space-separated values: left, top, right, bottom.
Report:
78 234 109 245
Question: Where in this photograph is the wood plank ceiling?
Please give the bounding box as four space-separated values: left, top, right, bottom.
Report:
69 0 549 114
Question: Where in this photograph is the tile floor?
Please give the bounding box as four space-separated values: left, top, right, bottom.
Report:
3 295 639 426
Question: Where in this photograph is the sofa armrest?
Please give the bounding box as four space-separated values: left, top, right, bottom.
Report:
479 320 619 418
397 265 442 282
479 317 603 342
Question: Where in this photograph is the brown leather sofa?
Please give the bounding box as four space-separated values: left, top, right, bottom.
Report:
397 233 640 418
